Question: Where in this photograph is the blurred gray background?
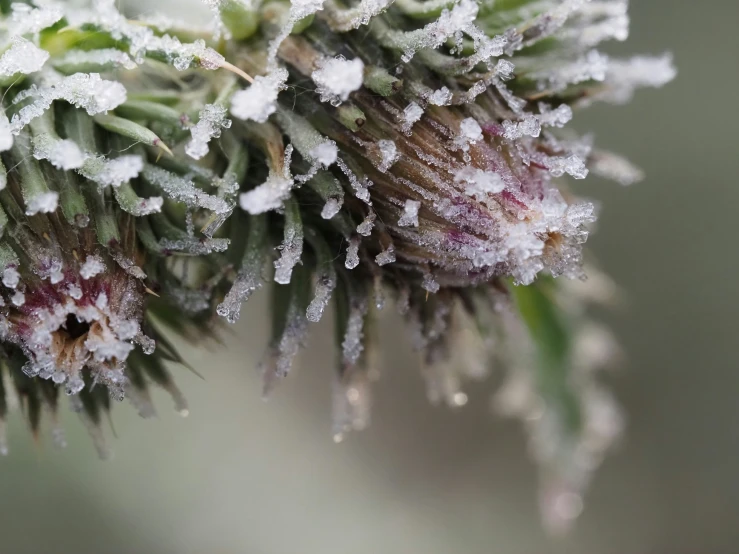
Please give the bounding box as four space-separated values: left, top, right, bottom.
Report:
2 0 738 553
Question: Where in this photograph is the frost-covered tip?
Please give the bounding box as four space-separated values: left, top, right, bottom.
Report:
231 68 288 123
312 56 365 105
186 104 232 160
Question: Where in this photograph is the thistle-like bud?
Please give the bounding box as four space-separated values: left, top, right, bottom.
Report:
0 0 672 529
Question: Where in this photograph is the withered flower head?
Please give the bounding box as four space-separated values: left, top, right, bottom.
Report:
0 0 672 530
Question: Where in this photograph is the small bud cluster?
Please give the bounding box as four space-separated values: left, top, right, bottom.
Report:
0 0 672 529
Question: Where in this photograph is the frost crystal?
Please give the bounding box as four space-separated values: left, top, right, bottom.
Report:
80 256 106 280
143 165 230 214
274 225 303 285
454 167 505 199
400 102 424 134
385 0 480 63
312 56 365 105
345 236 360 269
33 135 86 170
186 104 232 160
459 118 483 143
309 141 338 167
240 145 294 214
80 155 144 188
376 140 398 173
503 115 541 141
10 3 63 35
10 74 126 134
218 269 263 323
25 191 58 215
240 173 292 214
11 291 25 307
2 267 20 289
231 68 288 123
321 197 343 219
356 210 376 236
429 87 453 106
325 0 393 31
375 246 395 266
0 38 49 77
55 48 137 71
397 199 421 227
306 273 336 323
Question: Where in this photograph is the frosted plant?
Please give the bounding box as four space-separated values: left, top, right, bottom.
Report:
0 0 672 531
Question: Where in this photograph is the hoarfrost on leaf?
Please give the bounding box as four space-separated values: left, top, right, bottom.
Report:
0 38 49 78
239 172 293 215
10 3 64 35
54 48 137 72
10 73 126 134
33 135 86 170
80 155 144 188
383 0 480 63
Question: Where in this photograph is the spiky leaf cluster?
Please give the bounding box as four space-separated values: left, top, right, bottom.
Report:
0 0 672 530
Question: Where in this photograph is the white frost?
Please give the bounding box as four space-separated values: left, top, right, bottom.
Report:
312 56 364 105
0 37 49 78
186 104 232 160
230 68 288 123
80 256 106 280
397 199 420 227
